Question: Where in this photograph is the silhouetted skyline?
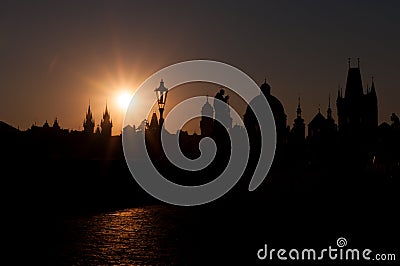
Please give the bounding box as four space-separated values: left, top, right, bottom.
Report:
1 1 400 135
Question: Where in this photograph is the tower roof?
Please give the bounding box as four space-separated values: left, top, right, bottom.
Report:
201 96 214 117
309 111 326 127
296 97 302 117
370 76 377 95
345 67 364 99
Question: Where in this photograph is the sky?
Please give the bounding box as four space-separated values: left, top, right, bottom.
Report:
1 0 400 135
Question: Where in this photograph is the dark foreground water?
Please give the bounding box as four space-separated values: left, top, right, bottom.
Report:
49 205 191 265
48 202 278 265
46 195 398 266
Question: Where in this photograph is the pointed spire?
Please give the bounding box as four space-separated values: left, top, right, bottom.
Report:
296 96 302 118
357 57 360 68
87 98 91 113
348 57 351 68
327 94 332 119
370 76 376 95
318 104 321 113
328 94 331 108
104 100 110 117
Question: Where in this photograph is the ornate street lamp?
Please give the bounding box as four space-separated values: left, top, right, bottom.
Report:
154 79 168 127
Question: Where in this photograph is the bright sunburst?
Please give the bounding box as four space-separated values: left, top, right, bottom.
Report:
117 91 132 110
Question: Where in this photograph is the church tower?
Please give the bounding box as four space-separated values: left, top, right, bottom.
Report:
200 96 214 137
336 58 378 139
291 97 305 142
83 103 95 135
100 103 113 137
326 95 337 135
147 112 159 133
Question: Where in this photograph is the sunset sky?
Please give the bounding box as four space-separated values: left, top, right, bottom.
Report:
1 1 399 135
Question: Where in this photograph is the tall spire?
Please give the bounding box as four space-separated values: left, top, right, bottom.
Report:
327 94 333 119
328 94 331 108
101 101 112 137
296 96 302 118
370 76 377 96
87 98 91 112
357 57 360 68
83 100 95 135
348 57 351 68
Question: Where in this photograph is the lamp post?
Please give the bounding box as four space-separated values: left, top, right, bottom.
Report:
154 79 168 127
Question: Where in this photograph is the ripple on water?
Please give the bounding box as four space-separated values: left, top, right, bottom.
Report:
53 205 187 265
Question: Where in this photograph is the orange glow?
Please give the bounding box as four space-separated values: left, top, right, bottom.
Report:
116 91 132 110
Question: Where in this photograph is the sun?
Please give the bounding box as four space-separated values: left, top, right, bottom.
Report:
116 91 132 110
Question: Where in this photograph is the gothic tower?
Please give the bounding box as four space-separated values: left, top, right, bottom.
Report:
83 103 95 135
100 103 113 137
336 58 378 139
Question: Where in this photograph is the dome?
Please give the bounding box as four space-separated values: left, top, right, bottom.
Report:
245 94 286 131
244 81 287 143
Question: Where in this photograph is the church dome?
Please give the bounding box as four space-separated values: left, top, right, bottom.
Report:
244 81 287 142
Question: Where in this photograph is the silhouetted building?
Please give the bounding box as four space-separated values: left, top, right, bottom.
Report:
147 112 159 133
83 103 95 135
28 118 68 137
200 96 214 137
100 104 113 137
390 113 400 129
243 79 288 170
291 97 305 143
244 79 287 145
336 59 378 139
325 96 337 136
307 99 337 141
95 125 101 135
53 118 60 130
0 121 19 136
308 109 326 139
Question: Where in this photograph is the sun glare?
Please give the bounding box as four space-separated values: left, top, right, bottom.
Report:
117 91 132 110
